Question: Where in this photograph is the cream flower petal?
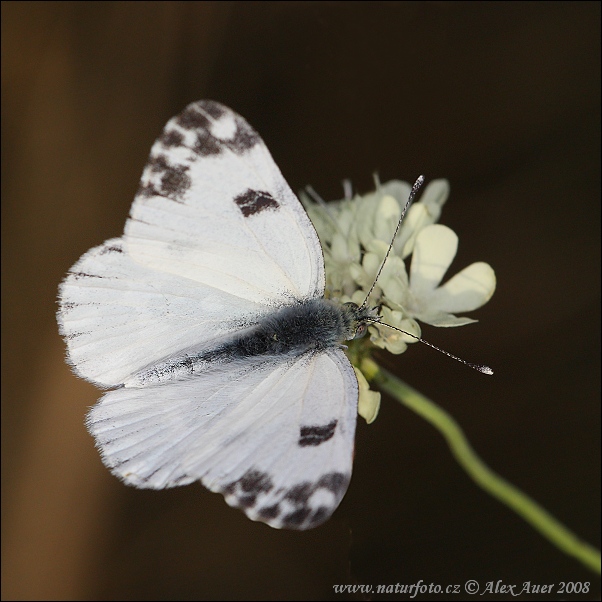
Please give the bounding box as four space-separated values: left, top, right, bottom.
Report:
350 251 382 288
409 224 458 297
369 308 420 354
406 225 496 326
365 239 390 258
418 178 449 219
356 195 380 247
374 194 402 242
377 258 409 309
379 180 412 204
331 231 359 263
430 262 496 314
356 181 413 248
415 312 478 327
355 366 381 424
330 232 347 261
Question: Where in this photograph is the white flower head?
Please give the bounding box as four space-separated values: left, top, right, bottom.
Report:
302 178 496 421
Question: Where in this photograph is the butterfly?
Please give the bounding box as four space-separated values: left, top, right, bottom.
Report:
58 100 379 529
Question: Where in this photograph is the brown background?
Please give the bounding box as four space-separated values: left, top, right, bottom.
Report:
2 2 600 600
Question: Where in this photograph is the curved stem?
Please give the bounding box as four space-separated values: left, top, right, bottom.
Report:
364 359 601 575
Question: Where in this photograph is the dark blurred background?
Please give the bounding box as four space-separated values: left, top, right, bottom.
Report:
2 2 600 600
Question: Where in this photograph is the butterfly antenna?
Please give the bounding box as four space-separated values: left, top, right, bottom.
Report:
367 318 493 375
360 175 425 310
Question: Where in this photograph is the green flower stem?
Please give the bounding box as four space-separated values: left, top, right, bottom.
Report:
363 358 601 575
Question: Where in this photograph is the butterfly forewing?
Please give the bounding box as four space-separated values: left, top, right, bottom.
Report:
126 100 324 304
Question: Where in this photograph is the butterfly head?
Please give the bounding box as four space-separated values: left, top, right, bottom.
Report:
340 302 381 341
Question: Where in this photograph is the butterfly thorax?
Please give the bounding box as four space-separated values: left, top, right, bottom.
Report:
128 299 375 387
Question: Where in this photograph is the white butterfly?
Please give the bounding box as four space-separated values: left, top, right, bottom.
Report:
58 100 377 529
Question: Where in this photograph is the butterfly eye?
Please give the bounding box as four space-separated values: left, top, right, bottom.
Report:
353 323 368 339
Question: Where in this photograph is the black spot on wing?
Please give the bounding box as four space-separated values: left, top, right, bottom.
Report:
240 469 273 494
193 130 222 156
65 331 86 340
159 163 191 201
147 154 170 172
223 469 274 499
176 104 211 131
166 101 262 159
142 153 191 202
230 116 260 152
136 181 160 198
98 244 124 255
299 420 338 447
285 483 314 505
69 271 101 280
196 101 258 153
258 504 280 520
278 472 351 529
309 506 329 526
238 495 257 508
220 468 350 529
282 507 312 527
159 129 184 148
191 113 259 156
201 100 227 120
318 472 349 497
234 189 279 217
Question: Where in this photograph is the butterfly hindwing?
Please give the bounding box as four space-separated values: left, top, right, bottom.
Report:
88 348 358 529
